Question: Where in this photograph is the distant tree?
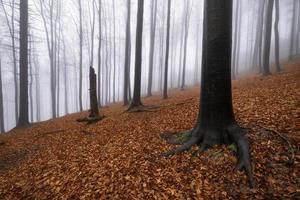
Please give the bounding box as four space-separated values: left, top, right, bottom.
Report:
181 0 192 90
17 0 29 127
112 0 116 103
78 0 83 111
161 0 255 188
123 0 131 105
127 0 144 111
274 0 281 72
0 0 18 123
147 0 157 97
252 0 266 72
289 0 297 60
262 0 274 76
97 0 102 107
0 55 5 133
232 0 240 79
163 0 171 99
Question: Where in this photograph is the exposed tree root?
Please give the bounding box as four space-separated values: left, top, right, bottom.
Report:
160 129 193 145
126 105 160 113
76 116 104 124
257 124 295 166
161 124 255 188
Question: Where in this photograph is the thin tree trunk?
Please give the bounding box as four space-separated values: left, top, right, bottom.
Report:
232 0 239 79
289 0 297 60
181 0 191 90
0 56 5 133
98 0 102 107
124 0 131 105
262 0 274 76
147 0 157 96
274 0 281 72
163 0 171 99
112 0 116 103
78 0 83 111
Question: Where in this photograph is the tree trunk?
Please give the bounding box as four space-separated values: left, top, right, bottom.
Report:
181 1 191 90
252 0 266 72
89 67 100 118
162 0 255 188
147 0 157 97
262 0 274 76
163 0 171 99
123 0 131 105
112 0 116 103
128 0 144 109
98 0 102 107
78 0 83 111
274 0 281 72
289 0 297 60
232 0 239 79
18 0 29 127
0 57 5 133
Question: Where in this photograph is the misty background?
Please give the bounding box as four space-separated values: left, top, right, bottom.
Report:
0 0 298 131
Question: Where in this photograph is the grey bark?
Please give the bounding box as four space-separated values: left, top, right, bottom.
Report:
274 0 281 72
0 56 5 133
163 0 171 99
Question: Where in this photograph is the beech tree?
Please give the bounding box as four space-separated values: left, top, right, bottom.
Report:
161 0 255 188
163 0 171 99
127 0 144 111
147 0 157 97
123 0 131 105
289 0 297 60
18 0 29 127
0 0 18 122
262 0 274 76
0 55 4 133
274 0 281 72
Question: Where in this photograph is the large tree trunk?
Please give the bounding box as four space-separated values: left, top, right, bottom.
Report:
274 0 281 72
147 0 157 97
262 0 274 76
128 0 144 110
162 0 255 188
123 0 131 106
163 0 171 99
89 67 100 118
18 0 29 127
0 57 5 133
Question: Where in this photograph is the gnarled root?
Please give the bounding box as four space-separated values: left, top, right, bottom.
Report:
126 105 160 113
76 116 104 124
160 129 193 145
161 124 255 188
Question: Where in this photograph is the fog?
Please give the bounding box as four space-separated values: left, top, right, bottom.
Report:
0 0 298 131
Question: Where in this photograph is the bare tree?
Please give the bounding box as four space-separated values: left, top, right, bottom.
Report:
262 0 274 76
274 0 281 72
161 0 255 188
252 0 266 72
127 0 144 111
0 0 18 123
0 55 5 133
17 0 29 127
232 0 240 79
289 0 297 60
78 0 83 111
147 0 157 97
97 0 102 107
163 0 171 99
181 0 192 90
123 0 131 105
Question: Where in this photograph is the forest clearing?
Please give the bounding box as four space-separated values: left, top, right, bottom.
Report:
0 60 299 199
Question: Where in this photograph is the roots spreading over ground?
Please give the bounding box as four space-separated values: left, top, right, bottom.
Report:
160 124 256 188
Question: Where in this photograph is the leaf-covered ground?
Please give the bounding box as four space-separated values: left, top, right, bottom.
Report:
0 60 299 199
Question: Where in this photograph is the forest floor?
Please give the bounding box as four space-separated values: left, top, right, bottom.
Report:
0 60 299 199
